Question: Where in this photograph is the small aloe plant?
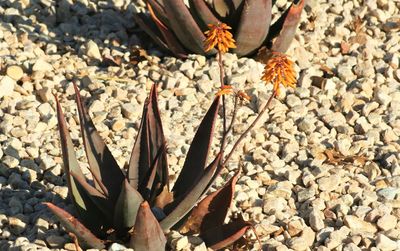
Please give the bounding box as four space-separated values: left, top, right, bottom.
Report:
45 83 252 250
46 20 298 250
134 0 305 57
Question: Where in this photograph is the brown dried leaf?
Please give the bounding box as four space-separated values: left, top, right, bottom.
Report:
324 149 367 166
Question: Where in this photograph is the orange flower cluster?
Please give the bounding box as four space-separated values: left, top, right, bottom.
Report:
262 52 296 95
204 23 236 53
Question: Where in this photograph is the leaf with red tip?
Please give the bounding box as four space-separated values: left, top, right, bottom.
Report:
73 83 125 204
233 0 272 56
133 13 171 51
200 215 252 250
269 0 305 52
113 180 144 231
55 95 106 231
128 84 168 195
146 3 188 58
44 203 105 249
181 168 240 234
163 0 214 54
130 201 167 251
172 96 220 199
160 153 222 231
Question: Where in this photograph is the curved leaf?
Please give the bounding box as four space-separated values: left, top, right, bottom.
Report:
146 3 188 57
163 0 213 54
160 153 222 231
130 201 167 251
181 168 240 234
200 215 251 250
172 96 220 199
114 180 144 231
133 13 170 51
55 95 106 232
233 0 272 56
73 83 125 203
44 203 105 249
269 0 305 52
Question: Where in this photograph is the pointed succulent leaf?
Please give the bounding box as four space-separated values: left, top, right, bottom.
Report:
181 168 240 234
200 215 252 250
233 0 272 56
189 0 221 29
163 0 213 54
128 84 168 193
139 144 166 202
44 203 105 249
146 3 188 57
113 179 144 231
130 201 167 251
269 0 305 52
172 97 220 199
133 13 171 51
69 170 114 224
73 83 125 202
160 153 222 231
56 95 106 231
147 0 169 26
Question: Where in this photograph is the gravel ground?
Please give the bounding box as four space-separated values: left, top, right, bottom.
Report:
1 0 400 250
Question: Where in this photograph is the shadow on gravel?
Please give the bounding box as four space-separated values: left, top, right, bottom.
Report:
2 0 154 58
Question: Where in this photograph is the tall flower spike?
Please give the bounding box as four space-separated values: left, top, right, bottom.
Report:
261 52 296 95
204 23 236 53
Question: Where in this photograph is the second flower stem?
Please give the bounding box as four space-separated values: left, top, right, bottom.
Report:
223 89 277 165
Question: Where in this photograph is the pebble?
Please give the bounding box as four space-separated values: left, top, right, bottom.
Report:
32 59 53 72
86 40 102 60
0 76 15 98
376 234 398 251
377 214 397 231
6 65 24 80
343 215 377 233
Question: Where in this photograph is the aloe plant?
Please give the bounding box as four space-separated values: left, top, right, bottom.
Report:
45 83 251 250
134 0 305 57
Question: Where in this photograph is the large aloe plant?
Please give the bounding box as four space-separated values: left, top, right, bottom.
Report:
134 0 305 57
45 83 251 250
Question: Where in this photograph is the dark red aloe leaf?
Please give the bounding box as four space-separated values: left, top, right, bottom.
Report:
232 0 272 56
128 84 168 195
200 215 252 250
133 13 171 51
212 0 231 18
147 0 169 26
69 170 113 224
160 153 222 231
113 180 144 231
139 144 167 202
163 0 213 54
73 83 125 204
181 168 240 234
146 3 188 58
269 0 305 53
130 201 167 251
44 203 105 249
55 95 106 232
189 0 221 29
172 96 220 199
